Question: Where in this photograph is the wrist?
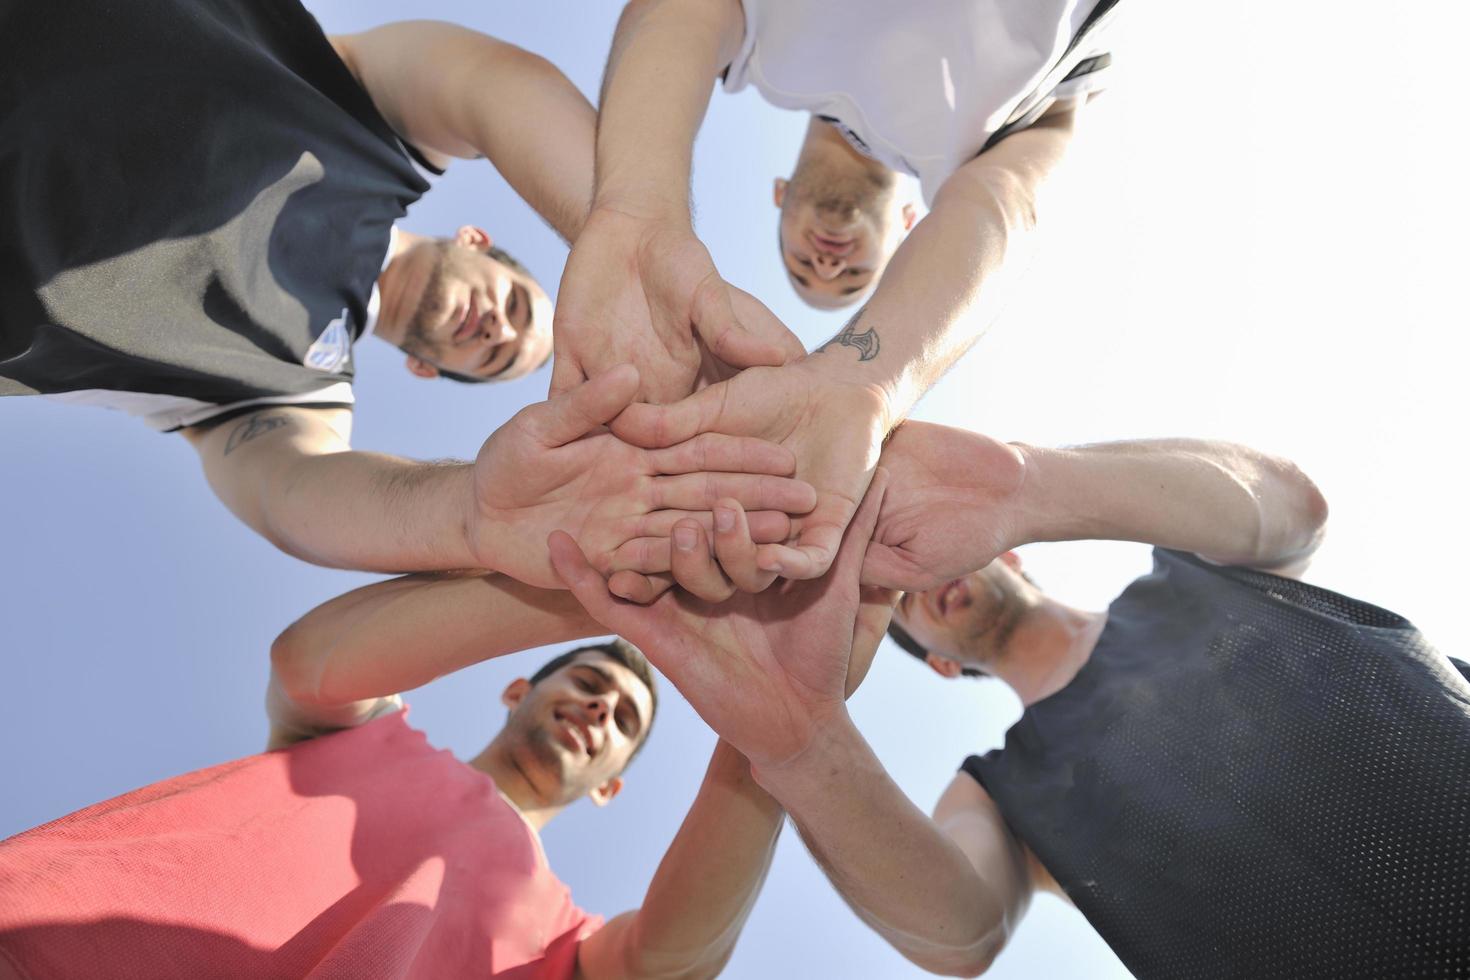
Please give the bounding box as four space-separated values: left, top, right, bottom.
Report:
748 703 859 799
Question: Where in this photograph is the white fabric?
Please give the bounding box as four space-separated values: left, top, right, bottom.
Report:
44 382 357 432
724 0 1115 206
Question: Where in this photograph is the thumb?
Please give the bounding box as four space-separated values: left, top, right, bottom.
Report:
547 531 641 637
691 279 795 370
846 586 900 697
859 542 932 592
831 467 890 585
529 364 640 447
610 381 729 449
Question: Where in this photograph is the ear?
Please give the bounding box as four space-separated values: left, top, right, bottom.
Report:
588 775 624 807
773 177 788 208
454 225 493 250
501 677 532 711
901 202 918 231
998 551 1022 572
925 653 964 679
405 354 440 380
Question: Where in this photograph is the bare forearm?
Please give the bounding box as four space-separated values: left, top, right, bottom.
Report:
1015 439 1329 568
594 0 742 217
815 108 1080 425
271 572 601 708
337 22 595 243
580 741 783 980
753 715 1005 975
262 451 478 572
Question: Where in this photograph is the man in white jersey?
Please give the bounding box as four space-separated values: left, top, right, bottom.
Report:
546 0 1117 599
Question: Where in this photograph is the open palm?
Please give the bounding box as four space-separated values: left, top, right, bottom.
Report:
551 208 800 404
863 421 1029 591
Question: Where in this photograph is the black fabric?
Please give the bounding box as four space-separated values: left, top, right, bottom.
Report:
982 0 1118 153
0 0 430 406
964 549 1470 980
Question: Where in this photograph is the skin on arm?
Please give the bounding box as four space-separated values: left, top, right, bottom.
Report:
575 741 784 980
861 424 1331 591
812 102 1083 427
265 568 602 749
552 475 1029 974
552 0 798 402
330 21 596 243
182 369 816 580
606 105 1085 590
182 405 480 572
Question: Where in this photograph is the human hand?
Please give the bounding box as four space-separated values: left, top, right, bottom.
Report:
548 471 891 769
861 421 1029 591
470 365 816 590
550 208 803 404
604 357 894 599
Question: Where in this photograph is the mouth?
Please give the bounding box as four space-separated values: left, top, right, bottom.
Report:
450 295 480 345
808 232 855 256
552 709 595 758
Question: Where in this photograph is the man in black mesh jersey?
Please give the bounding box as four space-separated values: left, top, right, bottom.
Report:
552 422 1470 979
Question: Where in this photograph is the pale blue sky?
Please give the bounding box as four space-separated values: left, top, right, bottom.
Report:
3 2 1466 978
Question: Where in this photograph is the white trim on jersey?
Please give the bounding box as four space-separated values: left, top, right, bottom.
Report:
43 382 357 432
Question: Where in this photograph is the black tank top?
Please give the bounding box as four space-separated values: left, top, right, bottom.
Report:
0 0 432 421
965 549 1470 979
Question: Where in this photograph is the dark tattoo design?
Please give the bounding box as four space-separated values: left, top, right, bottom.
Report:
223 413 290 456
817 309 881 362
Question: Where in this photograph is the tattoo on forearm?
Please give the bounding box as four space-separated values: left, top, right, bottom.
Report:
224 414 290 456
817 309 881 362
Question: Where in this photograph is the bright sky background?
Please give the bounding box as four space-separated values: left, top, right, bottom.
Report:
3 2 1467 978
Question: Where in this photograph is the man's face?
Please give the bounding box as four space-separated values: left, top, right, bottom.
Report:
774 168 913 310
500 652 655 808
891 558 1033 672
382 227 553 382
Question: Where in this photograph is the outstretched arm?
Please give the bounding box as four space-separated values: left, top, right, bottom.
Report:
576 742 783 980
330 21 595 242
752 717 1032 977
266 568 600 748
864 422 1331 590
815 103 1082 429
605 105 1085 590
552 0 797 402
184 368 815 580
553 476 1030 974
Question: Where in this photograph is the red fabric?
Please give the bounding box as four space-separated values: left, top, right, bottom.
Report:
0 712 601 980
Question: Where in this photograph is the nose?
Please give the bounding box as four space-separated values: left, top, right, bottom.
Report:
811 251 845 281
583 695 610 724
479 307 518 345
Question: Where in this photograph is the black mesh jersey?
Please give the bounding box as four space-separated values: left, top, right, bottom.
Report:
0 0 434 428
965 549 1470 980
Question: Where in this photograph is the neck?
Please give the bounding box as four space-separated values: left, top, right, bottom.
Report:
990 600 1108 707
466 740 565 832
372 229 428 347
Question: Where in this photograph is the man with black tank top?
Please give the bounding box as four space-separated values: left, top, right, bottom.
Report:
552 421 1470 979
0 2 815 584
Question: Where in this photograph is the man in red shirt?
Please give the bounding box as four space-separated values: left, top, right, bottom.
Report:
0 571 781 980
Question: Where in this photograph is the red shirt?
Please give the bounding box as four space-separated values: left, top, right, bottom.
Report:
0 712 601 979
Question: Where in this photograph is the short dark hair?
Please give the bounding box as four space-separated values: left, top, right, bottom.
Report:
887 615 986 678
436 244 533 385
529 639 659 763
